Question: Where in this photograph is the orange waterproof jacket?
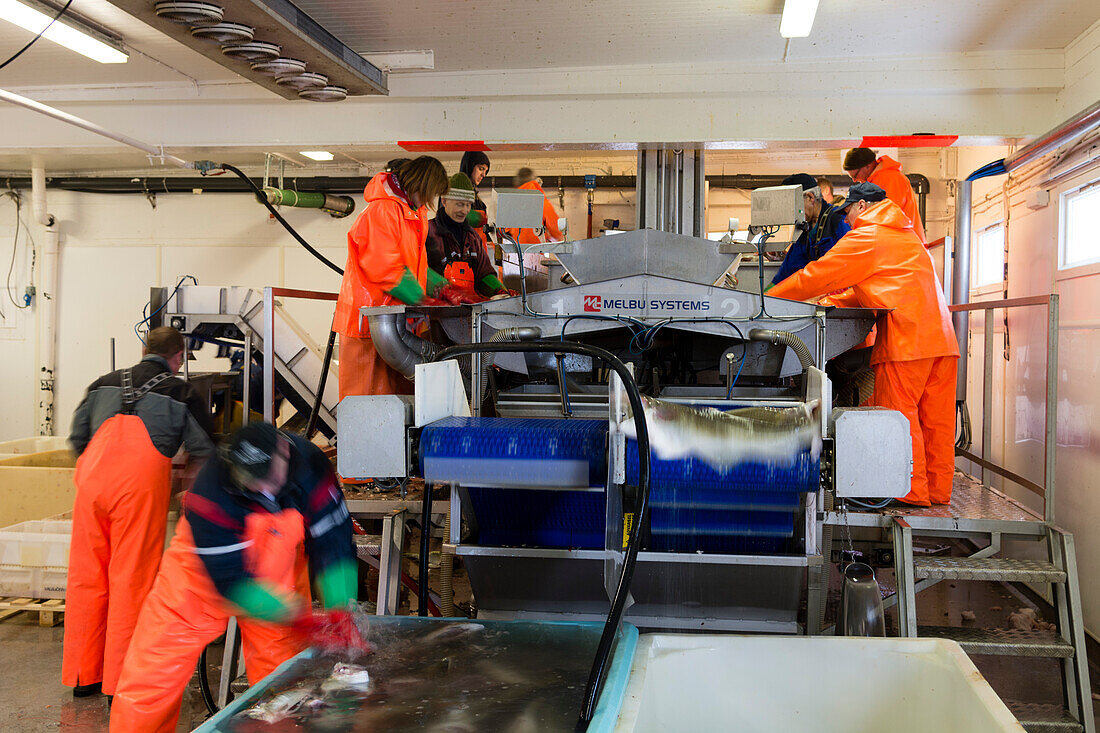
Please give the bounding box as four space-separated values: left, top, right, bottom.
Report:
768 199 957 365
868 156 926 244
506 180 564 245
334 173 429 338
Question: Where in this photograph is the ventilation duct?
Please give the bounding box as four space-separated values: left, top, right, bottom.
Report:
250 56 303 76
298 85 346 102
276 71 326 90
154 1 223 25
190 21 253 43
111 0 387 99
221 40 279 61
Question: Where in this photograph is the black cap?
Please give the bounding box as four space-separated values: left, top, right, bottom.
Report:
843 147 877 171
840 182 887 210
782 173 818 191
225 422 280 485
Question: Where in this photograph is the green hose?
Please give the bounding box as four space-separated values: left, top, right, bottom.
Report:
262 187 355 218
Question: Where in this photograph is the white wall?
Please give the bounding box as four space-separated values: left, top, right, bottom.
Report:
954 139 1100 635
0 189 351 442
1059 18 1100 120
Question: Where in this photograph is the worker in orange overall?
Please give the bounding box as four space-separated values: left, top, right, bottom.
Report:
769 183 958 506
503 167 566 245
843 147 926 243
110 423 364 732
333 156 451 399
63 326 214 700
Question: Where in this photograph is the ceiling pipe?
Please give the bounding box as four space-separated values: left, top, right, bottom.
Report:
1003 99 1100 174
30 157 60 435
0 87 195 169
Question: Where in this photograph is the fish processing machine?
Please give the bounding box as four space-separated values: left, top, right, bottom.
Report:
340 187 914 633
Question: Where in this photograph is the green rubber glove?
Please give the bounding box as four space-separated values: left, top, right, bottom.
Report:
317 559 358 609
426 268 448 297
479 273 505 294
386 267 427 305
226 579 299 623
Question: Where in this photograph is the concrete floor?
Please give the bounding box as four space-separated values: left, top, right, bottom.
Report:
0 616 210 732
1 576 1097 731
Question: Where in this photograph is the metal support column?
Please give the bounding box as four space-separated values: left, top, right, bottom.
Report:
635 147 705 237
1049 528 1096 733
1044 295 1059 524
242 331 253 426
217 617 242 708
262 287 275 423
892 518 917 636
376 508 407 615
952 179 973 399
982 309 994 487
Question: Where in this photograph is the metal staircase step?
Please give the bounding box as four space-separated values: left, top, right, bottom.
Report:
1006 702 1085 733
912 556 1066 583
917 626 1074 657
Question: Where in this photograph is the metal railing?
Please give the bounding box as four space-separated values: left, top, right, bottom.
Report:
950 293 1058 523
261 286 339 424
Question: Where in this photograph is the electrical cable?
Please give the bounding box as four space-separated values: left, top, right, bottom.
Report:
196 646 219 716
210 163 344 276
0 0 74 71
726 355 747 399
845 497 895 510
428 340 651 728
6 198 19 312
134 274 197 343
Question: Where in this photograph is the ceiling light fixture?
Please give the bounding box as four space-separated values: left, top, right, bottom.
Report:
779 0 819 38
300 151 333 161
362 49 434 72
0 0 127 63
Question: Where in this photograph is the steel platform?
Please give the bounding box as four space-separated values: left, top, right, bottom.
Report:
824 470 1046 537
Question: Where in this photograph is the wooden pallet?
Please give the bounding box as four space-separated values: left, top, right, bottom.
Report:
0 597 64 626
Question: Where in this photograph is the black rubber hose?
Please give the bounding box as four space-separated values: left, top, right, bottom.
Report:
197 646 219 716
213 163 344 276
418 482 433 617
429 340 651 728
305 329 337 438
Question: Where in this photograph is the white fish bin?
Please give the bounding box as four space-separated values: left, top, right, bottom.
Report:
613 635 1024 733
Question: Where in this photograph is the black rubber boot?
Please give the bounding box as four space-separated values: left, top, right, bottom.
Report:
72 682 102 698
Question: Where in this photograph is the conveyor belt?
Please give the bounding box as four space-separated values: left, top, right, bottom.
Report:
420 417 608 489
627 439 817 553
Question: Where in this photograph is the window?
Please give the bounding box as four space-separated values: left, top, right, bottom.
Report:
973 224 1004 288
1060 182 1100 269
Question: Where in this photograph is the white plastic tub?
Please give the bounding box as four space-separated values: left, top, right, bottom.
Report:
0 436 69 460
614 635 1024 733
0 519 71 599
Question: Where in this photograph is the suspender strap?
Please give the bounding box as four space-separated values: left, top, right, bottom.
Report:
120 369 174 413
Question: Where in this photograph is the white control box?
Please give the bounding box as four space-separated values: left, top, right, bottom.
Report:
750 184 806 228
494 188 546 229
831 407 912 498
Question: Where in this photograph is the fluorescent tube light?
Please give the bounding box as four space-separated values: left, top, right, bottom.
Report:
300 150 334 161
0 0 127 63
779 0 819 38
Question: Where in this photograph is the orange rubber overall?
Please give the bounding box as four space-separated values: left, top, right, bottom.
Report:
62 414 172 696
769 198 958 505
109 511 307 733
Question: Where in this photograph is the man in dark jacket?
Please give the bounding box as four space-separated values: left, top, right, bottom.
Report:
426 172 511 297
63 326 214 700
771 173 852 286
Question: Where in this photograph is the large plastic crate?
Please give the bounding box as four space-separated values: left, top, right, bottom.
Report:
0 519 71 599
466 487 605 549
